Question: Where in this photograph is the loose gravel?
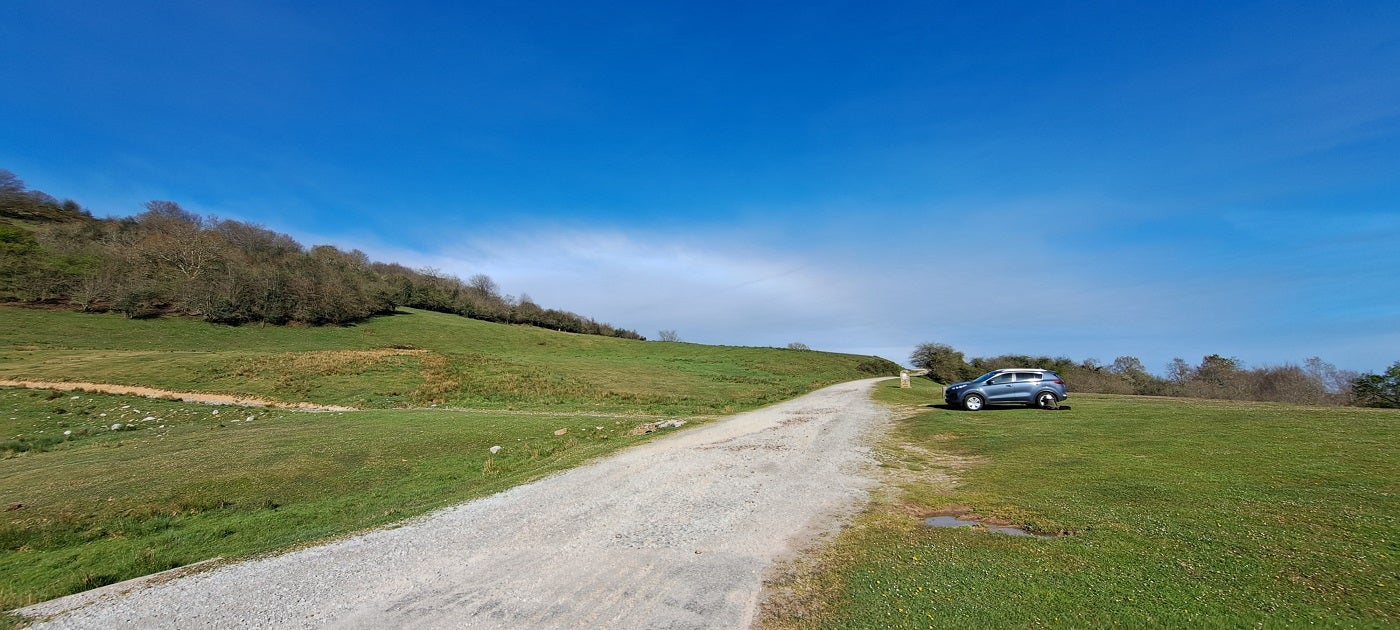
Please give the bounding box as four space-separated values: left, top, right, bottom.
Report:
18 377 893 629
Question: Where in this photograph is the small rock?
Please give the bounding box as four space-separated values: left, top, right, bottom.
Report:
246 416 255 422
553 428 568 436
143 416 156 422
110 423 123 430
63 430 72 436
489 445 502 454
212 410 219 415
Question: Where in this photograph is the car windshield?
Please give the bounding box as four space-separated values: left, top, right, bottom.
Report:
974 371 1002 382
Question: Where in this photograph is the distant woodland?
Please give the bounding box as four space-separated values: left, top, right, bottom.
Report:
0 169 644 339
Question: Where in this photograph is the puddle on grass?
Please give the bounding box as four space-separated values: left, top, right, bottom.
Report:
924 515 1057 539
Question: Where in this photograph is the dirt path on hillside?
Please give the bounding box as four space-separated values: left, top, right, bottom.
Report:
0 379 712 420
0 379 358 412
17 378 893 629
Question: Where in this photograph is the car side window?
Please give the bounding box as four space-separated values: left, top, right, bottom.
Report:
1016 372 1041 382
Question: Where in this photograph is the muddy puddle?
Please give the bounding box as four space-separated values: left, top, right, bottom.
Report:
924 515 1058 539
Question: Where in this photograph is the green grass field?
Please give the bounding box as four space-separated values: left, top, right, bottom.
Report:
0 306 893 414
0 306 896 614
763 379 1398 627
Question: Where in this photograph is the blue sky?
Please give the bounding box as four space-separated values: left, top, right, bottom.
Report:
3 1 1398 373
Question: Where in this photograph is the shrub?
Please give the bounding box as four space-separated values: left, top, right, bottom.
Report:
1352 362 1400 408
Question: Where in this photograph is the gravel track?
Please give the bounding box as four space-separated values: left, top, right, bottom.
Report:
18 377 893 629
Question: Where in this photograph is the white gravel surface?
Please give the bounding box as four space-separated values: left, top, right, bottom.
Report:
18 377 893 629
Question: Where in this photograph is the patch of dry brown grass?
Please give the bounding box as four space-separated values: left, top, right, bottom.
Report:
411 352 460 405
231 349 426 379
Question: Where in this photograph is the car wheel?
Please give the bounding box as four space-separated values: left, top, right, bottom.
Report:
1036 392 1058 409
963 393 985 411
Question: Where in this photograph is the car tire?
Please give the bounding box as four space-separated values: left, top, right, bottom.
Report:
1036 391 1058 409
963 393 985 411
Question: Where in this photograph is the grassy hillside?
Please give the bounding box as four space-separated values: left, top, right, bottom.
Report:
763 380 1399 627
0 306 895 414
0 306 896 614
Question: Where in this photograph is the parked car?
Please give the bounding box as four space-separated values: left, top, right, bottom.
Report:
943 368 1068 411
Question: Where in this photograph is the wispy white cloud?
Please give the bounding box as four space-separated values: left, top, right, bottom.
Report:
338 217 1202 366
321 184 1391 372
347 226 871 349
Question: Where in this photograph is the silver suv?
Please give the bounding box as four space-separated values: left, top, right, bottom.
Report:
943 368 1068 411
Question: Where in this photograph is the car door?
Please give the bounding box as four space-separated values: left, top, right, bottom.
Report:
984 373 1021 403
1008 372 1042 403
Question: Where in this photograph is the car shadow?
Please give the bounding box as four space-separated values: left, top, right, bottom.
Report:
925 404 1071 412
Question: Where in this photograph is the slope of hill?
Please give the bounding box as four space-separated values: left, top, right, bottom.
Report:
0 306 897 415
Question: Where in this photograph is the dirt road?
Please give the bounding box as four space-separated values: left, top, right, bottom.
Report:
18 378 893 629
0 379 357 412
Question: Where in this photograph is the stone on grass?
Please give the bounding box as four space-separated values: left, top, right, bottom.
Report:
489 445 502 454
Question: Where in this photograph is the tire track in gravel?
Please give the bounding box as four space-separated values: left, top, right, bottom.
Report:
17 377 894 629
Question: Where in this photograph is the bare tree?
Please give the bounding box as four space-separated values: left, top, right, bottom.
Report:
1110 356 1146 375
215 219 302 263
657 330 680 342
1167 358 1193 383
1304 356 1356 396
0 169 23 193
468 274 500 299
134 201 227 281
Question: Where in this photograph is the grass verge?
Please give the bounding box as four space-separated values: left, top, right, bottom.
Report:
761 378 1398 627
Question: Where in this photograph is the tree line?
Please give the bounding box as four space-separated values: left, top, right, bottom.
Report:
911 342 1400 408
0 169 643 339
